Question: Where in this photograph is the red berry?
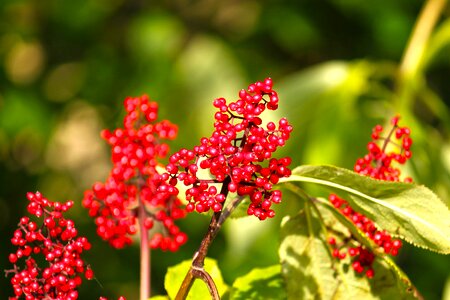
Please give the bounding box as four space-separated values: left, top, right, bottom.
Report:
366 268 375 278
85 269 94 280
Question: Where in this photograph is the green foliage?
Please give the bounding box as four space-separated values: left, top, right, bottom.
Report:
228 265 286 300
279 205 339 299
283 165 450 254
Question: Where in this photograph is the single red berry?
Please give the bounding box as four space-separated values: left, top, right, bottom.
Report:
85 269 94 280
328 237 336 245
366 268 375 278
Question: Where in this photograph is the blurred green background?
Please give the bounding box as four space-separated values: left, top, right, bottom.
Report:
1 0 449 299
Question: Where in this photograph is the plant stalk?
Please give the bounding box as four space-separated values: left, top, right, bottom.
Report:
175 211 222 300
399 0 447 80
138 193 151 300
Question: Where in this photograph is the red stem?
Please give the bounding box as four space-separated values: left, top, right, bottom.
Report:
175 212 222 300
138 182 151 300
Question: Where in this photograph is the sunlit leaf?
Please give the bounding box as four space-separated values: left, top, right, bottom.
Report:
148 296 169 300
229 265 285 300
279 205 339 299
281 165 450 254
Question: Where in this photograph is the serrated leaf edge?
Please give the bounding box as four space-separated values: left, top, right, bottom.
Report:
280 171 450 254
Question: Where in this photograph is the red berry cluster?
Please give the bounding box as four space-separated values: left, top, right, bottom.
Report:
328 193 403 278
354 116 412 182
328 116 412 278
82 95 187 251
6 192 93 300
162 78 293 220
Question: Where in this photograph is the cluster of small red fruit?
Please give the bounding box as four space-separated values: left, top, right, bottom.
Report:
6 78 292 299
328 117 412 278
82 95 187 252
6 192 96 300
162 78 293 220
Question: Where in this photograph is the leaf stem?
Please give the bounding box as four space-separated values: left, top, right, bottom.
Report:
399 0 447 80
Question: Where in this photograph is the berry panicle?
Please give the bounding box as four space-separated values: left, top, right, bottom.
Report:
6 192 93 300
328 116 412 278
161 78 293 220
82 95 187 251
354 115 413 182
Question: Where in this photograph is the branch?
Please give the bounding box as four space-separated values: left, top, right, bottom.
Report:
175 179 246 299
175 211 222 300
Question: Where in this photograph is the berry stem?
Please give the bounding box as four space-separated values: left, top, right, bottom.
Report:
138 179 151 300
375 122 398 170
380 123 397 155
175 211 221 300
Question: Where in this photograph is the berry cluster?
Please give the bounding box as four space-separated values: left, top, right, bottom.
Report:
328 193 403 278
354 116 412 182
162 78 293 220
329 237 376 278
328 117 411 278
6 192 93 299
82 95 187 251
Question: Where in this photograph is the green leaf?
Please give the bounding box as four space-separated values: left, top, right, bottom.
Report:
279 206 419 299
229 265 286 300
279 205 339 299
281 165 450 254
164 258 228 299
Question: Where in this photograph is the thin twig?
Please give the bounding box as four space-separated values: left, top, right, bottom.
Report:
175 211 222 300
